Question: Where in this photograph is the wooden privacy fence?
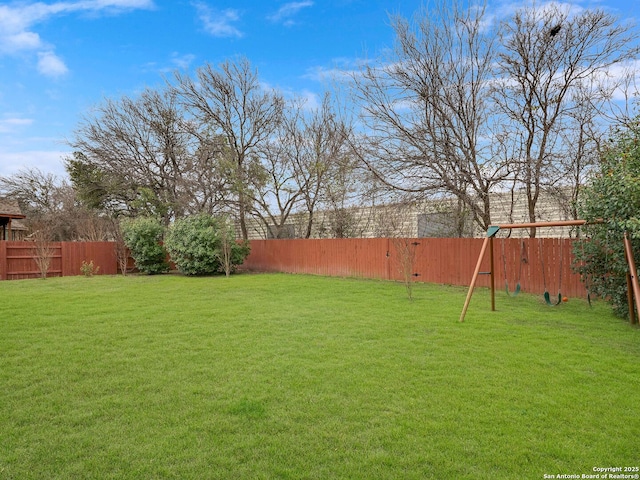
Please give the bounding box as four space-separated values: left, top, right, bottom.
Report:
0 241 119 280
0 238 590 298
243 237 590 298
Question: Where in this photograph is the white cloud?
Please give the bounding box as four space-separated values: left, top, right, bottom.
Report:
0 0 154 75
0 31 43 54
170 52 196 70
592 59 640 102
90 0 155 9
0 117 34 133
144 52 197 74
303 57 371 83
0 149 70 178
267 1 313 26
37 51 69 78
479 0 589 32
193 2 243 38
297 90 321 110
261 80 321 110
303 65 350 83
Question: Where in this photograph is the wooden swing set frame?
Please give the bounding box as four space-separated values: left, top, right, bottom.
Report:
459 219 640 323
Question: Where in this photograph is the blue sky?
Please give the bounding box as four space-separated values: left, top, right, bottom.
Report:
0 0 636 179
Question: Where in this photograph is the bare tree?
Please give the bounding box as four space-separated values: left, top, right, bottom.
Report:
218 217 235 277
247 99 305 239
30 221 56 279
393 237 419 301
369 197 420 299
554 85 605 227
0 168 85 241
70 207 114 242
350 0 505 232
317 151 365 238
180 133 234 217
493 4 640 236
235 91 357 240
109 218 130 276
296 93 354 238
68 88 199 225
0 168 64 216
347 2 639 235
173 57 285 239
318 169 364 238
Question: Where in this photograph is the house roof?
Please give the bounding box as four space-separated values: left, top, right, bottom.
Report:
0 198 26 219
11 219 27 231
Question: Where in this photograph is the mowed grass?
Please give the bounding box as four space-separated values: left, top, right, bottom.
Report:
1 273 639 479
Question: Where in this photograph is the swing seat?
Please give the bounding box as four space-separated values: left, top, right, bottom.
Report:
543 291 562 306
505 281 521 297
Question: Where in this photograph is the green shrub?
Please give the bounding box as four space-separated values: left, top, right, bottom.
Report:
121 217 170 275
80 260 100 277
164 214 250 276
575 117 640 318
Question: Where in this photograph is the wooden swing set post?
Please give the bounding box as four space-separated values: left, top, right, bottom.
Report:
626 274 636 324
623 232 640 325
459 219 589 323
459 235 492 322
490 236 496 312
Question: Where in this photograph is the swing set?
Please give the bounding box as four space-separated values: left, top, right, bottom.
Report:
459 219 640 322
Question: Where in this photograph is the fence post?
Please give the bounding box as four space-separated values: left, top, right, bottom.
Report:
59 242 68 277
386 238 391 281
0 242 6 280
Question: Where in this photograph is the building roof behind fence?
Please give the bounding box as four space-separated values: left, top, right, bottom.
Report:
0 198 26 218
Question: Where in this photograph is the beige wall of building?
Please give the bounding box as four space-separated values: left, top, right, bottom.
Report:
242 188 579 240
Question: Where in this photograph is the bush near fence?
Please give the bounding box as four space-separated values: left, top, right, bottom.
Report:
0 238 588 298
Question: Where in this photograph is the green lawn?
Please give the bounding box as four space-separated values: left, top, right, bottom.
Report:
1 273 639 479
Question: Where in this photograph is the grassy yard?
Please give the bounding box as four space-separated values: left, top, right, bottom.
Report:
1 273 639 479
